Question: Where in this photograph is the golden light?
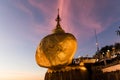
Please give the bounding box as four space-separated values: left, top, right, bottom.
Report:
79 62 84 66
80 66 87 71
35 12 77 68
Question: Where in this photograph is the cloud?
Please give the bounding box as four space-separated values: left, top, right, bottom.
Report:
13 0 120 44
13 0 59 43
18 4 32 16
58 0 120 44
13 0 33 17
28 0 50 14
28 0 72 32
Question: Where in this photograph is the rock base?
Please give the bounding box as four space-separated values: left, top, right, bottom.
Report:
45 66 90 80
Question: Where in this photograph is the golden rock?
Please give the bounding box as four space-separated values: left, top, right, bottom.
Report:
35 12 77 68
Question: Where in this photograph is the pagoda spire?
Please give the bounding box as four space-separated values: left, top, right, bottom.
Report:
56 9 61 25
53 9 65 33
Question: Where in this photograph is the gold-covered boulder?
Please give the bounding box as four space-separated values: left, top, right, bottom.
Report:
35 13 77 68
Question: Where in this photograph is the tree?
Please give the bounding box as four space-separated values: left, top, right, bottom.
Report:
114 43 120 51
116 26 120 36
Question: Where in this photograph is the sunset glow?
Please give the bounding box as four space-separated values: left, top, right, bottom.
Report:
0 0 120 80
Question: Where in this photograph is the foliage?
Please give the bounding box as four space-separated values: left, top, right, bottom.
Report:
94 43 120 56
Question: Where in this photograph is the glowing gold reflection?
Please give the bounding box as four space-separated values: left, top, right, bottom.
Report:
80 66 87 71
35 11 77 68
36 33 77 68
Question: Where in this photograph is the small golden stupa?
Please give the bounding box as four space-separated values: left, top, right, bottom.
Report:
35 10 77 69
